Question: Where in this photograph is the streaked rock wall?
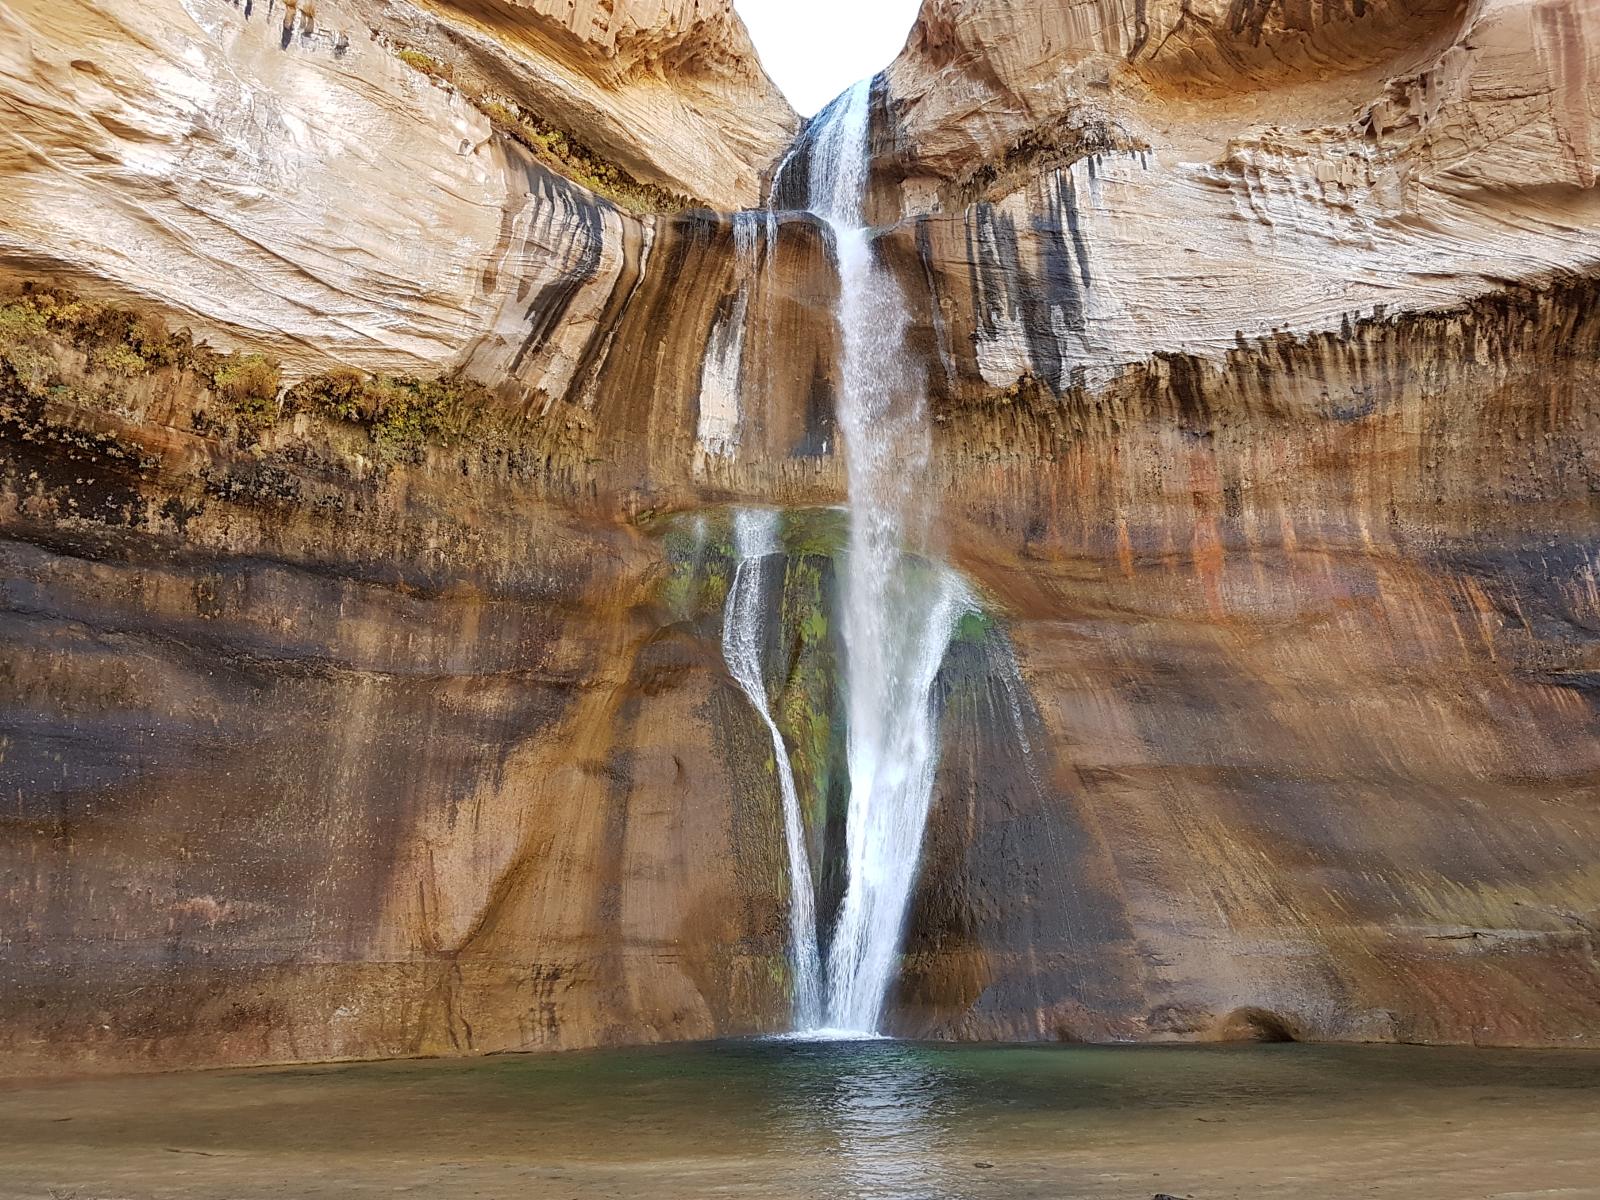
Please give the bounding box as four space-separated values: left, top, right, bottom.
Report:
1 0 1598 1074
0 0 796 377
905 278 1600 1046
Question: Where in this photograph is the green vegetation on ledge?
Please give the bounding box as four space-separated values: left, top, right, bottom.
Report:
283 368 507 462
392 45 700 217
0 286 511 464
0 287 279 438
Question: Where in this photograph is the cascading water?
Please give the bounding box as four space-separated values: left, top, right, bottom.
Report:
722 508 825 1030
779 79 971 1035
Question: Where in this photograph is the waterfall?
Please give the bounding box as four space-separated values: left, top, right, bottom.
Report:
722 508 825 1030
787 80 970 1035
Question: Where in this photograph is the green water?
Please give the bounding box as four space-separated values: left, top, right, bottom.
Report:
3 1040 1599 1199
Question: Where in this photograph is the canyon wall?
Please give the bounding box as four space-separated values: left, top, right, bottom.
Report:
878 0 1600 1043
0 0 795 377
1 0 1598 1075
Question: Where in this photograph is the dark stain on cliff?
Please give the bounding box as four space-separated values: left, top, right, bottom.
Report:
563 211 652 406
793 367 837 458
897 623 1143 1041
0 373 155 530
509 163 607 377
916 219 960 397
964 171 1097 398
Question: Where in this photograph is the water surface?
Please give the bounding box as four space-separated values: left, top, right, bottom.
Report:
3 1040 1598 1199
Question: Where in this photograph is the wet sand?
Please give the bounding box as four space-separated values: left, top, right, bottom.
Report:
2 1040 1598 1199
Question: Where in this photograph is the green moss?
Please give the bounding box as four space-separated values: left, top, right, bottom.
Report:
285 369 506 463
482 96 697 216
779 507 849 561
481 100 519 127
659 523 703 562
396 47 444 77
659 568 696 622
952 608 996 646
0 289 196 405
386 43 699 215
209 354 282 434
0 284 523 458
797 603 828 647
89 342 149 378
2 345 51 391
0 301 54 391
0 304 48 342
654 510 749 623
1 291 188 379
771 547 844 839
768 956 792 991
283 366 367 423
702 564 732 612
647 505 854 863
658 519 711 620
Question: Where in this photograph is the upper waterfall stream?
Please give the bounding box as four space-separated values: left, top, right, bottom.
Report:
753 79 971 1037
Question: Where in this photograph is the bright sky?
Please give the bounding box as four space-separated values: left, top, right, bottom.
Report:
734 0 924 117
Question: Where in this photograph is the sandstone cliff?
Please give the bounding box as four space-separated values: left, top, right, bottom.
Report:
1 0 1598 1076
872 0 1600 1043
0 0 796 378
873 0 1600 376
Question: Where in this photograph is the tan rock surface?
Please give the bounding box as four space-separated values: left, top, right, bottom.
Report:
887 0 1472 179
0 331 805 1076
418 0 796 204
2 0 1599 1077
875 0 1600 383
0 0 793 379
904 277 1600 1046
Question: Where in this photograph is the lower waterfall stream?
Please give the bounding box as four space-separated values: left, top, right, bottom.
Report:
722 508 825 1031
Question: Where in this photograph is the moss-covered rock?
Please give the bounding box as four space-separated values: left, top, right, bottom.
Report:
285 369 507 463
0 285 528 464
389 44 702 216
647 503 1007 933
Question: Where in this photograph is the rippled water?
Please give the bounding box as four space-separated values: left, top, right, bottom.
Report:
4 1040 1599 1199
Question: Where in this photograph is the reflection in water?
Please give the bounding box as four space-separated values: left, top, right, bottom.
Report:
826 1046 964 1200
768 1041 972 1200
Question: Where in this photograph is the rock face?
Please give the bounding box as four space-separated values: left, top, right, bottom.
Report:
0 0 796 377
873 0 1600 1045
875 0 1600 373
2 0 1599 1076
903 276 1600 1045
407 0 797 205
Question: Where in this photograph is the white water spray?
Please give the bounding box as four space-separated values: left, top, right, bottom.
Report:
722 508 825 1029
790 80 971 1034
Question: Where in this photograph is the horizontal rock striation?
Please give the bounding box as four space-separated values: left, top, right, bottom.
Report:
904 276 1600 1045
0 312 815 1076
